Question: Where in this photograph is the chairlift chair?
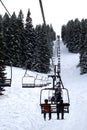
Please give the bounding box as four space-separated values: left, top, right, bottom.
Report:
40 69 70 115
22 75 35 88
40 87 70 114
0 62 12 88
22 72 51 88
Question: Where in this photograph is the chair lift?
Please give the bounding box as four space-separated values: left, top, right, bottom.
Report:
22 0 70 119
22 37 70 119
0 52 12 89
0 64 12 87
22 69 35 88
22 69 51 88
40 70 70 114
40 36 70 118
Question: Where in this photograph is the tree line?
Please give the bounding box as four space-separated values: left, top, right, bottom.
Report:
0 9 56 80
61 18 87 74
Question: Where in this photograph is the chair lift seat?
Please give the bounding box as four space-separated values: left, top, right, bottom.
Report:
0 79 11 87
40 102 70 114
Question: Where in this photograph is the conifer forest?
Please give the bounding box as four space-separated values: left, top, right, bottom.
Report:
0 9 56 80
61 18 87 74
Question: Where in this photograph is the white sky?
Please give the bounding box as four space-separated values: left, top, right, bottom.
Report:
0 0 87 35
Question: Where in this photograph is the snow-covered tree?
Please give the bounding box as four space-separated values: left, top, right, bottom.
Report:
35 24 51 73
61 19 81 53
0 15 6 83
80 33 87 74
8 12 21 67
34 24 56 73
61 25 67 44
17 10 25 67
24 9 36 69
2 13 11 64
72 19 81 53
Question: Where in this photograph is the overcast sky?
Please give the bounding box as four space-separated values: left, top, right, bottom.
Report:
0 0 87 35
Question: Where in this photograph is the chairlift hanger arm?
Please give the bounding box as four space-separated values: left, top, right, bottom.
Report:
0 0 11 17
63 88 70 104
39 0 46 25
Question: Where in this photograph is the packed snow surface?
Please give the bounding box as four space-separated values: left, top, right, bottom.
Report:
0 41 87 130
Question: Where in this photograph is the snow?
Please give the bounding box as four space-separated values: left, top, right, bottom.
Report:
0 41 87 130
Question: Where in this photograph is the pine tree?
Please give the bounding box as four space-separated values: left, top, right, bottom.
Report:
0 15 6 83
61 25 67 44
24 9 35 69
17 10 25 67
46 24 56 58
49 24 56 41
38 24 51 73
61 19 81 53
80 33 87 74
8 12 21 67
34 25 43 72
61 18 87 74
79 19 87 52
34 24 55 73
65 20 75 52
2 13 11 64
72 18 81 53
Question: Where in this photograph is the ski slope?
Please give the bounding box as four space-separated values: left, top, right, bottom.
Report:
0 41 87 130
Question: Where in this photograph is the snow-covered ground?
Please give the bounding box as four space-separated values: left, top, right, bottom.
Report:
0 41 87 130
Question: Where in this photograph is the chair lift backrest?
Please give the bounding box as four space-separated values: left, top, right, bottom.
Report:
22 74 35 88
0 63 12 87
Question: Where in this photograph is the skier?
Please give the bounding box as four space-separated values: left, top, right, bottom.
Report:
56 99 64 119
43 99 51 120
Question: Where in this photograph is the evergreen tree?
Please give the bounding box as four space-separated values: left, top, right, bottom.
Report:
8 12 21 67
37 24 51 73
79 33 87 74
0 15 6 83
0 10 55 74
46 24 56 58
65 20 75 52
79 19 87 52
34 24 55 73
62 20 73 49
24 9 35 69
17 10 25 67
34 24 43 72
61 19 81 53
0 15 4 52
72 18 81 53
61 25 67 44
61 18 87 74
2 13 11 64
